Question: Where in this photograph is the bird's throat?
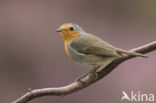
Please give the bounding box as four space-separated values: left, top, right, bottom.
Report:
60 32 79 42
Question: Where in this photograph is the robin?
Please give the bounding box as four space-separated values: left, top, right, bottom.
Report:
56 23 147 80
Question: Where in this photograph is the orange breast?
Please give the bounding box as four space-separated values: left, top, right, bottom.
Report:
65 42 75 61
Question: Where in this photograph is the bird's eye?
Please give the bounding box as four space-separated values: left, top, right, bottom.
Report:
69 27 74 31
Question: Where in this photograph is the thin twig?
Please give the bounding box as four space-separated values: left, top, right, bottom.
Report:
12 41 156 103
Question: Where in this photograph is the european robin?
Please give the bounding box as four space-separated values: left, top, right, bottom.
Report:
56 23 147 80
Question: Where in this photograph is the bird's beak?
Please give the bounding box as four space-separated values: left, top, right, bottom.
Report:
56 29 63 32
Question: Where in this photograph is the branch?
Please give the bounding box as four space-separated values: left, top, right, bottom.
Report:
12 41 156 103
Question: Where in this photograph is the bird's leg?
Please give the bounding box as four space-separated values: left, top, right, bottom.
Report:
76 66 100 82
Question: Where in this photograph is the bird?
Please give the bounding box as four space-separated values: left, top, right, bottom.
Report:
56 23 147 80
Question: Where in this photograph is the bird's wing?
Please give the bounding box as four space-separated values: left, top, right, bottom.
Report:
70 33 118 56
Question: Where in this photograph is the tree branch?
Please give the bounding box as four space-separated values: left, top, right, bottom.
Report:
12 41 156 103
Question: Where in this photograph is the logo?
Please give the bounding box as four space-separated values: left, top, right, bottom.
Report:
121 91 154 102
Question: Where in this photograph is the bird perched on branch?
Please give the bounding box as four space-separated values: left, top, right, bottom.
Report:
56 23 147 80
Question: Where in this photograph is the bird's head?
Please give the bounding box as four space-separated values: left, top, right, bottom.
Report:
56 23 84 42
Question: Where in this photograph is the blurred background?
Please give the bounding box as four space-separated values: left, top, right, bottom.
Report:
0 0 156 103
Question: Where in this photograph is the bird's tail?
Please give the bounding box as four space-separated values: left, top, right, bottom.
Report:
116 48 148 58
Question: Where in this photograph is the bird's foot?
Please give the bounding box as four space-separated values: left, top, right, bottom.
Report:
75 66 100 82
88 70 98 81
